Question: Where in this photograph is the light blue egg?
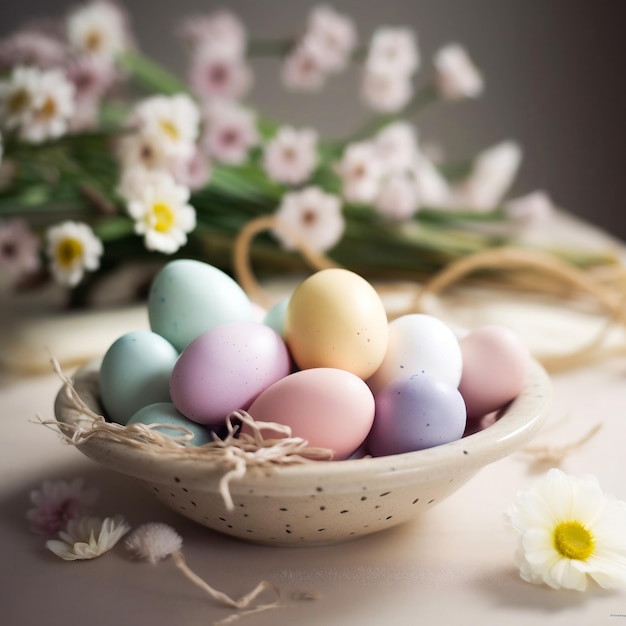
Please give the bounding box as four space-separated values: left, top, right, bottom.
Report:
148 259 254 351
127 403 212 446
99 331 179 425
263 297 289 337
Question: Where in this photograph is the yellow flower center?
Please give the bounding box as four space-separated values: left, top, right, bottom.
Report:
553 520 595 560
37 96 57 121
152 202 175 233
8 88 30 114
159 119 180 141
85 29 103 52
57 238 84 268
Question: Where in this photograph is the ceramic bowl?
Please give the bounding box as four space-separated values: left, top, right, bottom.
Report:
54 358 551 546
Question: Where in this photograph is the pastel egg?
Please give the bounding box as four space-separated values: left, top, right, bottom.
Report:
368 373 467 457
368 314 463 394
244 368 375 460
99 331 179 425
127 402 213 446
170 321 291 425
458 325 531 420
285 268 388 379
148 259 254 351
263 298 289 337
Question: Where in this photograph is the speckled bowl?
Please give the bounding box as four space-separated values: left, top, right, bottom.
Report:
54 358 550 546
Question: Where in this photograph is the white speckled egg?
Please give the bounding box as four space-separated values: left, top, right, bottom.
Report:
148 259 254 351
368 314 463 394
284 269 388 379
99 331 179 425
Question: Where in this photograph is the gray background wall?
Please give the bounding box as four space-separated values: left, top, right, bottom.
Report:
2 0 624 239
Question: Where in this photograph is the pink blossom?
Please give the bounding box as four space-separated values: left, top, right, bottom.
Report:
282 39 327 91
0 30 67 72
374 172 420 221
434 44 483 101
172 148 212 191
178 10 247 58
306 5 357 73
0 218 41 285
365 27 419 77
26 478 97 535
201 102 258 165
263 126 318 185
188 46 251 102
361 69 413 113
505 190 554 224
335 142 384 204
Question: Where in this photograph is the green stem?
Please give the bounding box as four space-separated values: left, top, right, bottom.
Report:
118 51 190 95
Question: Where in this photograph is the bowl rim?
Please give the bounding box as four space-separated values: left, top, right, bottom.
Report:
54 357 551 489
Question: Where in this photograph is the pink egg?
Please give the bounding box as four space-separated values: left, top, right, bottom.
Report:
458 325 531 420
170 321 291 425
243 368 375 460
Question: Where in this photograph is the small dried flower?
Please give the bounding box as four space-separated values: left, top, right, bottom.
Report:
46 515 130 561
202 101 258 165
282 39 327 92
178 10 247 58
188 46 251 102
273 186 344 252
505 468 626 591
126 522 183 564
434 43 484 101
306 5 357 74
27 478 97 535
263 126 318 185
374 172 420 221
374 121 419 175
365 27 419 77
335 141 383 204
361 69 413 114
0 217 41 285
45 220 103 287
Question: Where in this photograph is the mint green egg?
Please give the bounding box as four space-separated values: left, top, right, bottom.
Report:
127 403 212 446
148 259 254 351
263 298 289 337
99 331 179 425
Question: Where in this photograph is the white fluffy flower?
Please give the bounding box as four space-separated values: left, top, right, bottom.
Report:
188 46 251 102
505 190 554 224
374 172 420 221
273 186 344 252
505 468 626 591
66 1 128 62
202 101 258 165
0 67 75 143
130 94 200 160
374 121 419 174
434 44 484 101
126 522 183 564
451 141 522 211
282 39 327 91
46 515 130 561
46 220 103 287
365 27 419 77
263 126 318 185
335 142 383 204
306 5 357 73
361 69 413 113
126 171 196 254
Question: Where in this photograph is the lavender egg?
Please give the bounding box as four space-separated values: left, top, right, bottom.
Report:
368 373 467 456
170 321 291 426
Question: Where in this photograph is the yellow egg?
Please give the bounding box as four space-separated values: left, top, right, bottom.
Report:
285 268 388 379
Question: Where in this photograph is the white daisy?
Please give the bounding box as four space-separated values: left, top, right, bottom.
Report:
273 186 344 252
66 0 128 63
130 94 200 160
46 220 103 287
201 101 258 165
365 27 419 77
334 141 383 204
46 515 130 561
361 69 413 113
263 126 318 185
505 468 626 591
126 171 196 254
0 66 41 131
434 44 484 101
306 5 357 73
126 522 183 564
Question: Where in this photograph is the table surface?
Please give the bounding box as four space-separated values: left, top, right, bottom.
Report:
2 214 626 626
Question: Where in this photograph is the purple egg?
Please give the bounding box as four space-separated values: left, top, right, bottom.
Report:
170 321 291 425
368 373 467 456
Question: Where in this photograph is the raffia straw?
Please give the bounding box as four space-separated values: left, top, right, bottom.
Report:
42 358 333 511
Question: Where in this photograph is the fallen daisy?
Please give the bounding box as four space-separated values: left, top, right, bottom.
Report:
46 515 130 561
126 522 282 624
505 468 626 591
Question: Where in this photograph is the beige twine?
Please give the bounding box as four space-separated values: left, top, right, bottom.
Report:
41 357 333 511
233 217 626 373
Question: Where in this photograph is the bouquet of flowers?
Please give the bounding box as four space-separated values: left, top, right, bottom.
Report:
0 2 618 306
